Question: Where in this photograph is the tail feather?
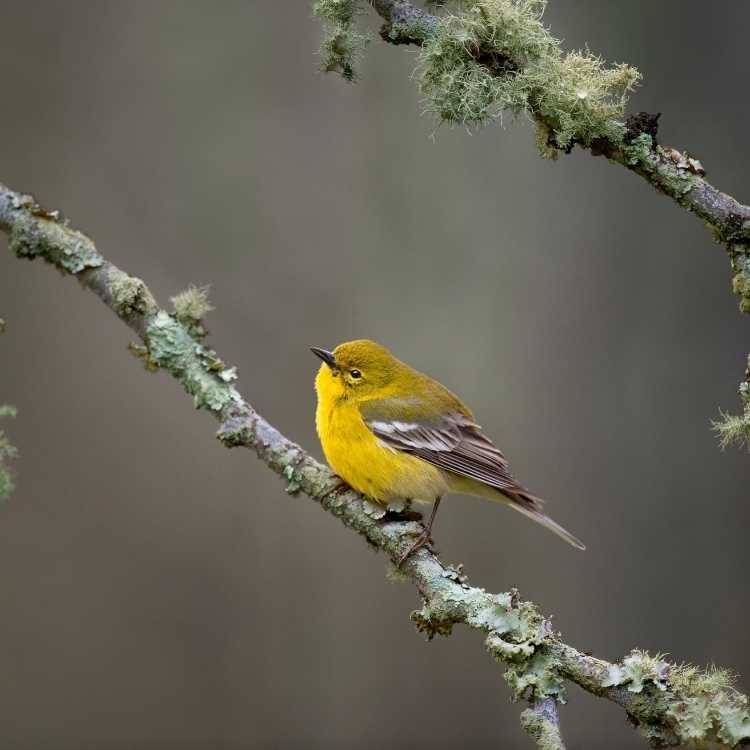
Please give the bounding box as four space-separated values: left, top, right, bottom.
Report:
446 475 585 550
508 501 586 550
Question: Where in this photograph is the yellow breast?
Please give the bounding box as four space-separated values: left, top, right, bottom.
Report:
315 387 447 504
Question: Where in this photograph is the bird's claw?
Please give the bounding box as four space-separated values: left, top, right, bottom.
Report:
397 530 436 566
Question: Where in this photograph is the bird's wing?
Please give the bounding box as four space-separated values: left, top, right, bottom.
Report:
359 398 541 508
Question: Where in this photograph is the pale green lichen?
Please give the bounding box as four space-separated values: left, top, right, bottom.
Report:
714 362 750 451
505 649 565 701
416 0 639 152
714 409 750 451
283 464 303 495
601 652 750 747
171 285 213 324
602 650 669 693
460 590 565 702
313 0 368 81
622 133 654 167
667 663 750 746
145 310 242 412
0 405 18 501
9 213 103 273
109 268 158 320
731 265 750 314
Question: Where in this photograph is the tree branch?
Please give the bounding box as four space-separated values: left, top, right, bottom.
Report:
362 0 750 444
3 179 750 747
521 697 566 750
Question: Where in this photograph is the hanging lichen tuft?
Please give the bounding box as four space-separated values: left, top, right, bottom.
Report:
313 0 369 81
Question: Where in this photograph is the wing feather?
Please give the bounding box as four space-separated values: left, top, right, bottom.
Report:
361 400 541 510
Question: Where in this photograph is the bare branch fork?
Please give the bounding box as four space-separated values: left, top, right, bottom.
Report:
358 0 750 447
3 182 750 748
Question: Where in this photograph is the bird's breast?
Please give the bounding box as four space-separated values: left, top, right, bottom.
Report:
315 398 447 503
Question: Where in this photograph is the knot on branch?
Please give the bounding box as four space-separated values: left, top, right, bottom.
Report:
217 412 256 448
624 111 661 146
109 268 158 321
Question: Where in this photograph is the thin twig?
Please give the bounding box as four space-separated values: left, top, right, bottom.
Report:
521 698 566 750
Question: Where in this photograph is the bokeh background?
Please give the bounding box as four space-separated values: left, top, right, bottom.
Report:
0 2 748 748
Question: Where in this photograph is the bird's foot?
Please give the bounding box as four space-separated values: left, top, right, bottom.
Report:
397 529 435 566
321 478 352 503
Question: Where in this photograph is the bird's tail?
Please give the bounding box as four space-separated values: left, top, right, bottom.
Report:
506 494 586 550
447 475 586 550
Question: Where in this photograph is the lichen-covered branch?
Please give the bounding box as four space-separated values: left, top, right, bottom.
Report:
312 0 750 444
521 698 566 750
0 403 17 501
3 179 750 747
0 313 17 500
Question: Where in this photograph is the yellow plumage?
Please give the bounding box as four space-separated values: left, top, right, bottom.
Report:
316 392 451 504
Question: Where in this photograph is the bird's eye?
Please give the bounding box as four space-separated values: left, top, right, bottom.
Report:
349 369 362 379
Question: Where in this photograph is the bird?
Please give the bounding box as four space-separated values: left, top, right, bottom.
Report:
311 339 584 564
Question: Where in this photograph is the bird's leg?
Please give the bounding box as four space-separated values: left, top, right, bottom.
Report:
397 496 442 566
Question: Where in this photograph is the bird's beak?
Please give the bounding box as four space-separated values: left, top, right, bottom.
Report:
310 346 337 369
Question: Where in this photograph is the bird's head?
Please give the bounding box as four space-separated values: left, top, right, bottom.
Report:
311 339 402 401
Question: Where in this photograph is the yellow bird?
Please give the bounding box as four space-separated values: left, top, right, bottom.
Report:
312 339 584 564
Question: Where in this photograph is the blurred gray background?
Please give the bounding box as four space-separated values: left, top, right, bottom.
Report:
0 2 748 748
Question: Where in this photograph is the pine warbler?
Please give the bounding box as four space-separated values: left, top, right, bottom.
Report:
312 339 584 563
